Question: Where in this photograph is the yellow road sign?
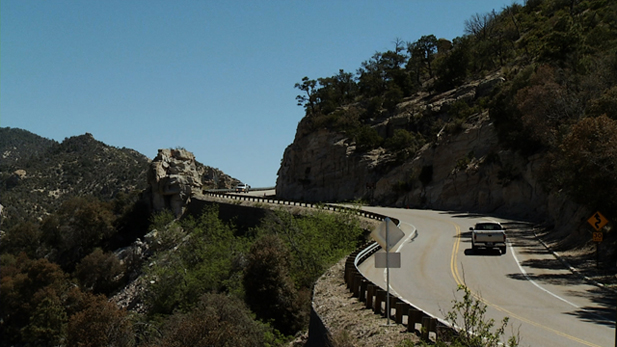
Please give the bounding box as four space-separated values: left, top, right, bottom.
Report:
592 232 603 242
587 211 608 231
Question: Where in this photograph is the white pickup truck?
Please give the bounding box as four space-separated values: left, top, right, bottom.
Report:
470 222 507 254
235 183 250 193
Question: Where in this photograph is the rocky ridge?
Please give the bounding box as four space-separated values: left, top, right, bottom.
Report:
0 131 151 227
146 148 240 217
277 73 588 238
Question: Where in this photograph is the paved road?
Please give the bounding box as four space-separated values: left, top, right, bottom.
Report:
225 188 276 197
358 207 616 347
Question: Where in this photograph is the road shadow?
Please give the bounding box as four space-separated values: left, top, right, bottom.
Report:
564 286 617 326
506 272 580 286
464 248 503 256
503 225 617 327
456 231 473 239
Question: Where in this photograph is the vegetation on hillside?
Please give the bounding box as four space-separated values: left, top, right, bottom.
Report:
1 201 366 346
0 131 151 230
3 0 617 345
294 0 617 220
0 127 58 166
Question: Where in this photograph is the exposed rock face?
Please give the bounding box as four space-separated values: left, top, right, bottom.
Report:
277 74 586 234
148 149 203 217
277 128 379 202
147 148 241 217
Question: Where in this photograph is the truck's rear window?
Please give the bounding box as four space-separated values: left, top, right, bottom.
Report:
475 223 501 230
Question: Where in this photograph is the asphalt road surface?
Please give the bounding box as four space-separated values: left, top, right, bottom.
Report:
358 207 616 347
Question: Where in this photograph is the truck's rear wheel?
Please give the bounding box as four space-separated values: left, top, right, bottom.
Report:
500 246 507 254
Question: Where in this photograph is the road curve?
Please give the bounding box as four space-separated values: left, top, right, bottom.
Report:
358 207 615 347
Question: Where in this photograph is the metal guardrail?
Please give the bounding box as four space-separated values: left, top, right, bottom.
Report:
346 225 457 343
203 186 276 193
204 191 454 342
203 191 395 223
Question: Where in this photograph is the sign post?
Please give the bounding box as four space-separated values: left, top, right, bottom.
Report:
586 211 616 347
587 211 609 269
371 218 404 326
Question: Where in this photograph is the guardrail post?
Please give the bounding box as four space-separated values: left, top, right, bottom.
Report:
421 317 437 342
359 280 369 302
421 317 431 341
366 284 375 309
408 309 422 333
352 275 363 298
346 270 357 291
344 260 354 286
395 302 410 324
374 289 386 315
387 296 398 319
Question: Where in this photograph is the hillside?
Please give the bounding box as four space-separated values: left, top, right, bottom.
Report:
0 128 243 230
277 0 617 261
0 130 368 346
0 127 58 166
0 130 151 228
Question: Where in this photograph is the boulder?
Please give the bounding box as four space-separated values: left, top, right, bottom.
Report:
147 149 203 217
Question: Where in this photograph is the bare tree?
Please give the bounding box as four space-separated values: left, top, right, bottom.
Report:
464 11 497 40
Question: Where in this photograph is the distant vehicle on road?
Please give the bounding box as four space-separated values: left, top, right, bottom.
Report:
235 183 250 193
470 222 507 254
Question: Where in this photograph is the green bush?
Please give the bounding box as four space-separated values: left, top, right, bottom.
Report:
142 206 248 315
74 248 124 295
352 125 383 152
409 285 519 347
243 234 304 336
144 293 279 347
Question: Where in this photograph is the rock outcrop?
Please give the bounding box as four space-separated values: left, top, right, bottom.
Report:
277 73 587 234
147 148 240 217
148 149 203 217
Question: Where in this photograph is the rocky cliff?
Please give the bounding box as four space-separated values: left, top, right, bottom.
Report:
146 148 240 217
277 74 588 235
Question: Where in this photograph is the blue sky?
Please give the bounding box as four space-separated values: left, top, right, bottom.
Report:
2 0 519 187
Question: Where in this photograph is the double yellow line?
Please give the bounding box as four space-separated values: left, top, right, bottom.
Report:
448 222 602 347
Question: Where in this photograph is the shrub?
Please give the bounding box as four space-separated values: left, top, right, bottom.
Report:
142 206 248 315
443 285 519 346
40 196 117 269
352 125 383 152
74 248 124 295
144 293 277 347
243 234 303 336
67 294 133 347
0 253 70 346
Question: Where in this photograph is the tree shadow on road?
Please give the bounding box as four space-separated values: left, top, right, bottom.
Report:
565 286 617 327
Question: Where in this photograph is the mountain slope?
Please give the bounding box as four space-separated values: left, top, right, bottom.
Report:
277 0 617 257
0 130 150 228
0 127 57 167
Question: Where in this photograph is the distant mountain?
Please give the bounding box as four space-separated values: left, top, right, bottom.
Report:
0 129 151 227
0 127 58 166
0 128 244 230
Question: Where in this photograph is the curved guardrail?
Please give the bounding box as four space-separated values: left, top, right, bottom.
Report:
203 186 275 194
203 192 394 223
204 191 455 343
346 228 458 343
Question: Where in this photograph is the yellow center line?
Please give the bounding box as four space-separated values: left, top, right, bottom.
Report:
449 221 602 347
